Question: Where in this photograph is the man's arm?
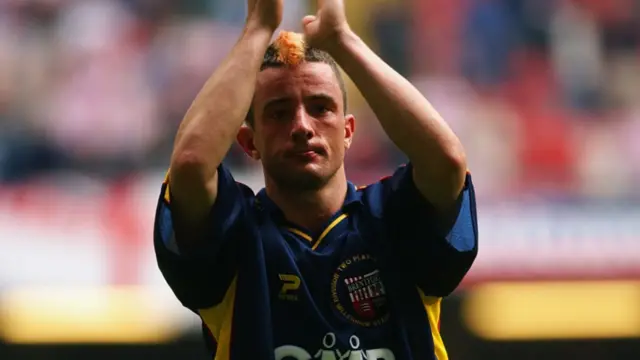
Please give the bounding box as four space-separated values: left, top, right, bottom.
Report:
155 0 281 311
327 31 466 214
303 0 465 213
303 0 474 296
169 1 279 248
333 38 476 295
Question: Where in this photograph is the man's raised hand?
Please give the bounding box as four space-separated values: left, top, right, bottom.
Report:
302 0 350 51
246 0 283 32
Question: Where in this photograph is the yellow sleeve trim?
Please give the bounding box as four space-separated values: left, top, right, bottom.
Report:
199 276 237 360
419 289 448 360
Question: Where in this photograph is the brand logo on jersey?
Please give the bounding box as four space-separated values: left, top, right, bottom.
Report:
275 332 396 360
331 254 389 327
279 274 301 301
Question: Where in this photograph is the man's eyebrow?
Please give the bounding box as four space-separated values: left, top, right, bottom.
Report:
306 93 337 103
263 97 293 109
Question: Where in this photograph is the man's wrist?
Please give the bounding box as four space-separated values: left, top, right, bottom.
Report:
243 19 277 41
324 28 359 62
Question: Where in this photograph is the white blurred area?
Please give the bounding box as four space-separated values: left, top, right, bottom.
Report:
0 0 639 347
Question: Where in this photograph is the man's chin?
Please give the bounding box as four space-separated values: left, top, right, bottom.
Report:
271 166 329 191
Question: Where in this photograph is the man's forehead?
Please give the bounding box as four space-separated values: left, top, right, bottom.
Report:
255 62 341 100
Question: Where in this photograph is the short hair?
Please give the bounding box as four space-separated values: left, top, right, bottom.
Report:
246 31 348 127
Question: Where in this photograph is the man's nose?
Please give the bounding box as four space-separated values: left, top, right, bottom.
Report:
291 108 314 141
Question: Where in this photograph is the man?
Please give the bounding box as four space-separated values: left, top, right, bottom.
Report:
154 0 478 359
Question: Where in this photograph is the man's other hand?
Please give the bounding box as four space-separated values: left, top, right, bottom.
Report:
302 0 351 51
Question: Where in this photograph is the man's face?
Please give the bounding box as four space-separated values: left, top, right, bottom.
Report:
239 62 355 190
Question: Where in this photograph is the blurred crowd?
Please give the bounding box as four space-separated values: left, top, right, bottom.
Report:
0 0 639 201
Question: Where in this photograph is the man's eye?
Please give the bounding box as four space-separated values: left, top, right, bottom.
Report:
272 109 289 120
309 104 329 116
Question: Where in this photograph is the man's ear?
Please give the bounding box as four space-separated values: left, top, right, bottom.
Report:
344 114 356 149
237 125 261 160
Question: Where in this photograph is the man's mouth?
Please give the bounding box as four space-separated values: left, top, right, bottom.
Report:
287 146 325 159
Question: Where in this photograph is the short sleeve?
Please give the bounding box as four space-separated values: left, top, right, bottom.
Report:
364 164 478 297
153 164 254 310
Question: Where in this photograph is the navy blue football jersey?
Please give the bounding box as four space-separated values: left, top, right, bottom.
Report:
154 163 478 360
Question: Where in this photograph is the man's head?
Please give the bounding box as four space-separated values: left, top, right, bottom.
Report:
237 31 355 191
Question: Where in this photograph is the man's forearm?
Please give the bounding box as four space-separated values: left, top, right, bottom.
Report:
327 30 466 210
172 26 273 170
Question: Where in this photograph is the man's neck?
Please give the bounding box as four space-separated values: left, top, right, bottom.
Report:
265 171 348 232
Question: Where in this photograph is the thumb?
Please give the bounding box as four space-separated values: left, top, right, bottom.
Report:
302 15 316 27
302 15 318 34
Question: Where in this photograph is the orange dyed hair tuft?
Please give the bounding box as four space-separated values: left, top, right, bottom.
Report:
274 31 306 66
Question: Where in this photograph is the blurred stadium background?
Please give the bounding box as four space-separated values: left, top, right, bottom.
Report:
1 0 639 359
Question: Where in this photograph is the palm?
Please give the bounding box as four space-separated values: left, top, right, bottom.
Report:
303 0 348 49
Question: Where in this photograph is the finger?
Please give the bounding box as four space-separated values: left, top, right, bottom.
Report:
302 15 316 27
302 16 319 42
317 0 344 8
328 0 345 8
311 0 324 12
247 0 257 14
314 0 345 13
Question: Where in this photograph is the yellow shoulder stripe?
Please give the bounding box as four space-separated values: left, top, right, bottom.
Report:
162 169 171 204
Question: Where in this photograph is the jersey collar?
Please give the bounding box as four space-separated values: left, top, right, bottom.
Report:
255 182 363 219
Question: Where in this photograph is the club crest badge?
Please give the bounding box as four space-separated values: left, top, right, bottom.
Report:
331 253 390 327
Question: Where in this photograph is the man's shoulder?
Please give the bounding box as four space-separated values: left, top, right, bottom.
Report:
351 164 411 193
348 164 424 220
217 164 262 195
351 173 396 199
347 181 387 220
